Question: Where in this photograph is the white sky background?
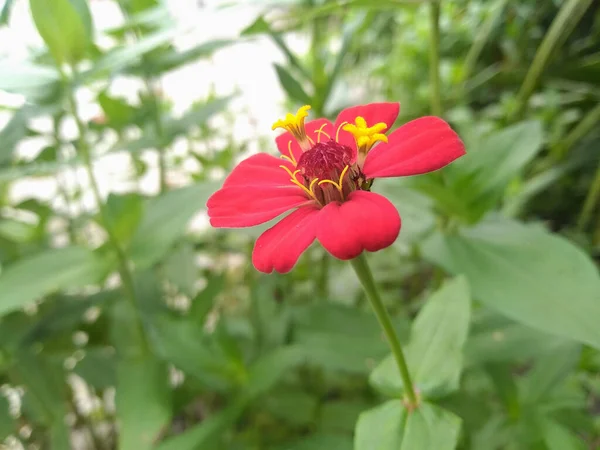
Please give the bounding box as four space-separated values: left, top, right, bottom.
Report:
0 0 301 219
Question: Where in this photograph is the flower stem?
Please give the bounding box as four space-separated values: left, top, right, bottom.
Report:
429 0 442 116
578 159 600 231
350 253 418 407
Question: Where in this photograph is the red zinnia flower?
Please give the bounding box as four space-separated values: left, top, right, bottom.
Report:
207 102 465 273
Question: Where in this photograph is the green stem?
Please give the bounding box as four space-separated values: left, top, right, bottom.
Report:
65 69 148 351
429 0 442 116
144 78 168 192
350 253 418 406
553 102 600 161
578 160 600 231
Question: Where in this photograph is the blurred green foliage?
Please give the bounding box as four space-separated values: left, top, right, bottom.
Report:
0 0 599 449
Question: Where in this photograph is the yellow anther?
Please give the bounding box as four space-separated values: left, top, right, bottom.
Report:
343 116 388 154
272 105 312 151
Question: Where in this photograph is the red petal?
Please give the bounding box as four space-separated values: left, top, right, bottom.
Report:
334 102 400 132
316 191 401 260
208 153 311 228
275 119 334 163
222 153 292 188
363 116 466 179
252 206 321 273
208 185 310 228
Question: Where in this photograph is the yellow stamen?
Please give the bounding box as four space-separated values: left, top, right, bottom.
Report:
279 165 317 200
272 105 312 151
343 116 388 155
315 123 331 143
317 165 350 198
336 121 348 142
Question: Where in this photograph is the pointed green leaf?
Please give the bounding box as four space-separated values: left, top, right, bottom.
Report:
541 418 586 450
0 246 109 317
371 277 471 398
29 0 90 64
274 64 312 105
355 401 461 450
116 357 172 450
422 219 600 349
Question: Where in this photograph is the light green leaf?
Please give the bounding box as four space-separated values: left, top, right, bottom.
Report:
104 193 144 245
274 64 312 105
0 62 61 101
0 246 109 317
162 243 197 297
29 0 90 64
129 182 217 268
244 346 305 398
371 277 471 398
541 418 586 450
116 357 172 450
355 401 460 450
0 0 16 25
422 219 600 349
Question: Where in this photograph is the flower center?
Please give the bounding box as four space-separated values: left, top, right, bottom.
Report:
297 140 353 180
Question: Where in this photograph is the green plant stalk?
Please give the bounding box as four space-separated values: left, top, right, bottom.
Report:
350 253 418 406
578 160 600 231
52 115 77 243
554 103 600 161
65 70 148 352
429 0 442 116
514 0 594 119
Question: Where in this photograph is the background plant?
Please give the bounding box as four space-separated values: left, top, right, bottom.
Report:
0 0 599 449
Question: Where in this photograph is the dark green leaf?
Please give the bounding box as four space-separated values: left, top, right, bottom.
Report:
0 395 15 441
244 346 305 398
422 219 600 349
275 64 312 105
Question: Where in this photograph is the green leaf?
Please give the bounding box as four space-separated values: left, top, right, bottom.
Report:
0 395 15 441
541 418 586 450
29 0 90 64
0 246 109 317
355 401 460 450
371 277 471 398
129 182 218 268
423 219 600 349
243 346 305 398
104 193 144 245
116 357 172 450
0 62 61 102
140 39 234 74
163 243 197 297
156 398 247 450
97 92 139 129
275 433 352 450
274 64 312 105
0 0 16 25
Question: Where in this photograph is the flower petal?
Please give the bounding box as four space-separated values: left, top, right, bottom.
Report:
334 102 400 132
363 116 466 179
252 206 321 273
316 191 401 260
275 118 334 163
208 153 311 228
208 185 311 228
223 153 293 188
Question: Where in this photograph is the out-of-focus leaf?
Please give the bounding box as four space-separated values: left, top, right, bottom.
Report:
0 0 16 25
97 92 139 130
87 28 180 77
104 193 144 245
0 395 15 441
11 351 69 446
371 277 471 398
319 399 371 433
141 39 234 74
74 347 117 390
263 389 318 427
0 62 61 101
0 246 110 317
541 418 587 450
274 64 312 105
243 346 305 397
116 357 172 450
129 182 217 268
156 398 247 450
520 343 581 405
275 434 352 450
422 219 600 349
0 158 81 183
164 96 231 140
0 219 37 243
29 0 90 64
163 243 197 297
355 401 460 450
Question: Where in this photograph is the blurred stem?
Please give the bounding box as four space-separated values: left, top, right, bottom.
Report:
553 103 600 161
578 160 600 231
429 1 442 116
350 253 418 407
52 115 77 243
513 0 594 120
64 68 148 352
